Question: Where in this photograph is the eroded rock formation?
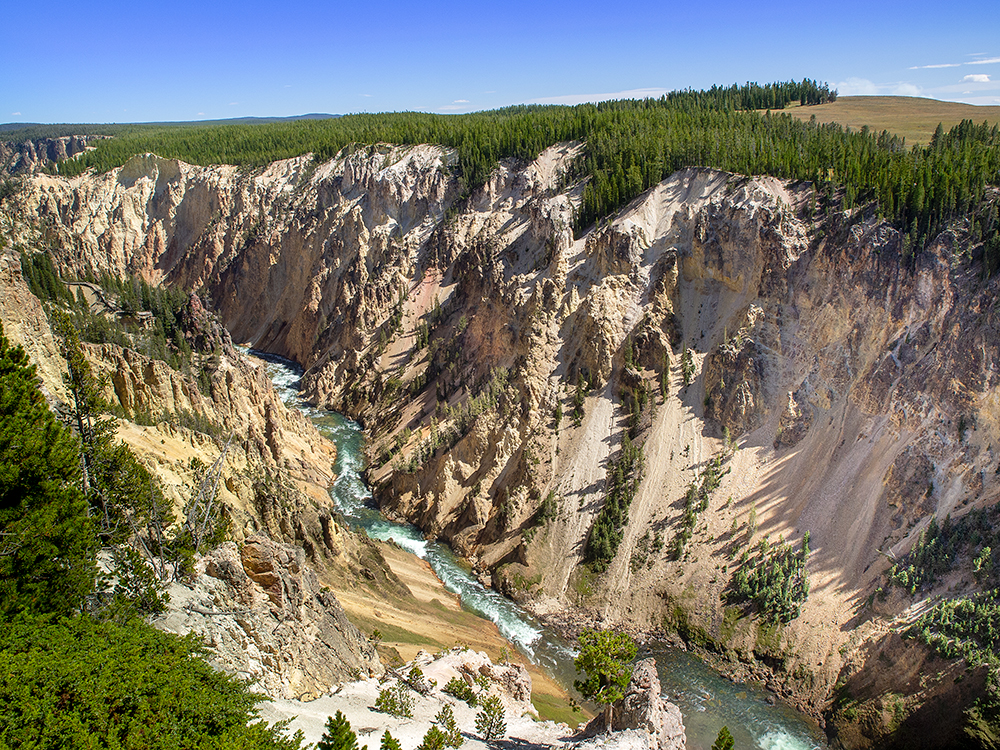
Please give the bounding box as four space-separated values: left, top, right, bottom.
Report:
580 659 686 750
6 143 1000 745
0 135 108 175
157 535 382 700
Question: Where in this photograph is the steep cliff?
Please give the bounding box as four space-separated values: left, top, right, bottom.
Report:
0 241 385 700
0 135 108 175
157 534 382 700
6 145 1000 745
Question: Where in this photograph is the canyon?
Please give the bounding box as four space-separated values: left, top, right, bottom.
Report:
3 139 1000 748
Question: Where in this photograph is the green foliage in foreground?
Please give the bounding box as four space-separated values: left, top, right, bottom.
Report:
712 726 736 750
0 306 294 748
0 323 97 618
474 695 507 745
443 675 478 706
380 731 402 750
39 79 1000 274
318 710 365 750
0 615 302 749
434 704 464 748
728 533 810 624
374 681 415 718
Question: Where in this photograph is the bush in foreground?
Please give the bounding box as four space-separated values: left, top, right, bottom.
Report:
0 615 302 749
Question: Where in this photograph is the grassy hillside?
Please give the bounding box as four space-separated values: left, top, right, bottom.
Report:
781 96 1000 146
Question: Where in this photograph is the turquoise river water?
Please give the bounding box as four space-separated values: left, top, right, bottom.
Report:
251 350 829 750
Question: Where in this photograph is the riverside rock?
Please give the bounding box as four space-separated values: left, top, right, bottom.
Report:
156 535 383 700
580 659 685 750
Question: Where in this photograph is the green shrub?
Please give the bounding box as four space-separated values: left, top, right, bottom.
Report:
318 711 365 750
0 615 302 749
585 434 645 572
434 704 463 748
374 682 415 718
443 676 477 706
475 695 507 745
728 532 810 624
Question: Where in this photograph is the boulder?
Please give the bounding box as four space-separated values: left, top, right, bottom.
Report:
581 659 686 750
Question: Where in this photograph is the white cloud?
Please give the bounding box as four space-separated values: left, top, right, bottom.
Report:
834 78 879 96
526 87 668 106
11 111 21 116
228 102 238 106
362 94 372 97
908 55 1000 70
453 99 469 103
197 112 205 116
950 95 1000 105
964 74 992 83
893 83 922 96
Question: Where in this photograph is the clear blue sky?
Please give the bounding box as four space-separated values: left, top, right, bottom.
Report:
4 0 999 123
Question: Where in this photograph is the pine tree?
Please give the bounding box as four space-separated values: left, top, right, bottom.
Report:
475 695 507 745
435 704 463 748
417 726 449 750
380 731 402 750
712 726 735 750
573 628 637 732
0 322 97 617
318 711 366 750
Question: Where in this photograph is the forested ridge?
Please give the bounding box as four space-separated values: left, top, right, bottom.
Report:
19 79 998 270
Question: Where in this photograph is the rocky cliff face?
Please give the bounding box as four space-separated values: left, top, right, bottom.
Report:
158 534 382 699
580 659 686 750
0 135 108 175
6 145 1000 745
0 242 381 701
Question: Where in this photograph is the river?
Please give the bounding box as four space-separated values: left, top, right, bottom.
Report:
251 350 829 750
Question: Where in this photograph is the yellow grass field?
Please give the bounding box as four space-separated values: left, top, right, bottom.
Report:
778 96 1000 146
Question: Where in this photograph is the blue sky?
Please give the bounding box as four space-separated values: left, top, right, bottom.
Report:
3 0 1000 123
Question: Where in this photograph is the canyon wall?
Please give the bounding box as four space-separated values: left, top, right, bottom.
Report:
0 239 385 697
6 145 1000 743
0 135 108 175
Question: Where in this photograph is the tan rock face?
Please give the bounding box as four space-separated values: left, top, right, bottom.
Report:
158 535 383 699
580 659 685 750
9 144 1000 727
0 250 68 401
0 216 382 705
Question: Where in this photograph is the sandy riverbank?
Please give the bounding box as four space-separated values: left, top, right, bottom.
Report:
323 537 584 727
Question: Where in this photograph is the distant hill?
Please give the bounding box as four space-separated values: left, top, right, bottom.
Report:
0 113 340 141
779 96 1000 146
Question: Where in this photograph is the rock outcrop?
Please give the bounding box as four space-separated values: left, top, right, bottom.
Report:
0 135 107 175
7 143 1000 744
416 647 533 715
156 534 383 699
580 659 685 750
